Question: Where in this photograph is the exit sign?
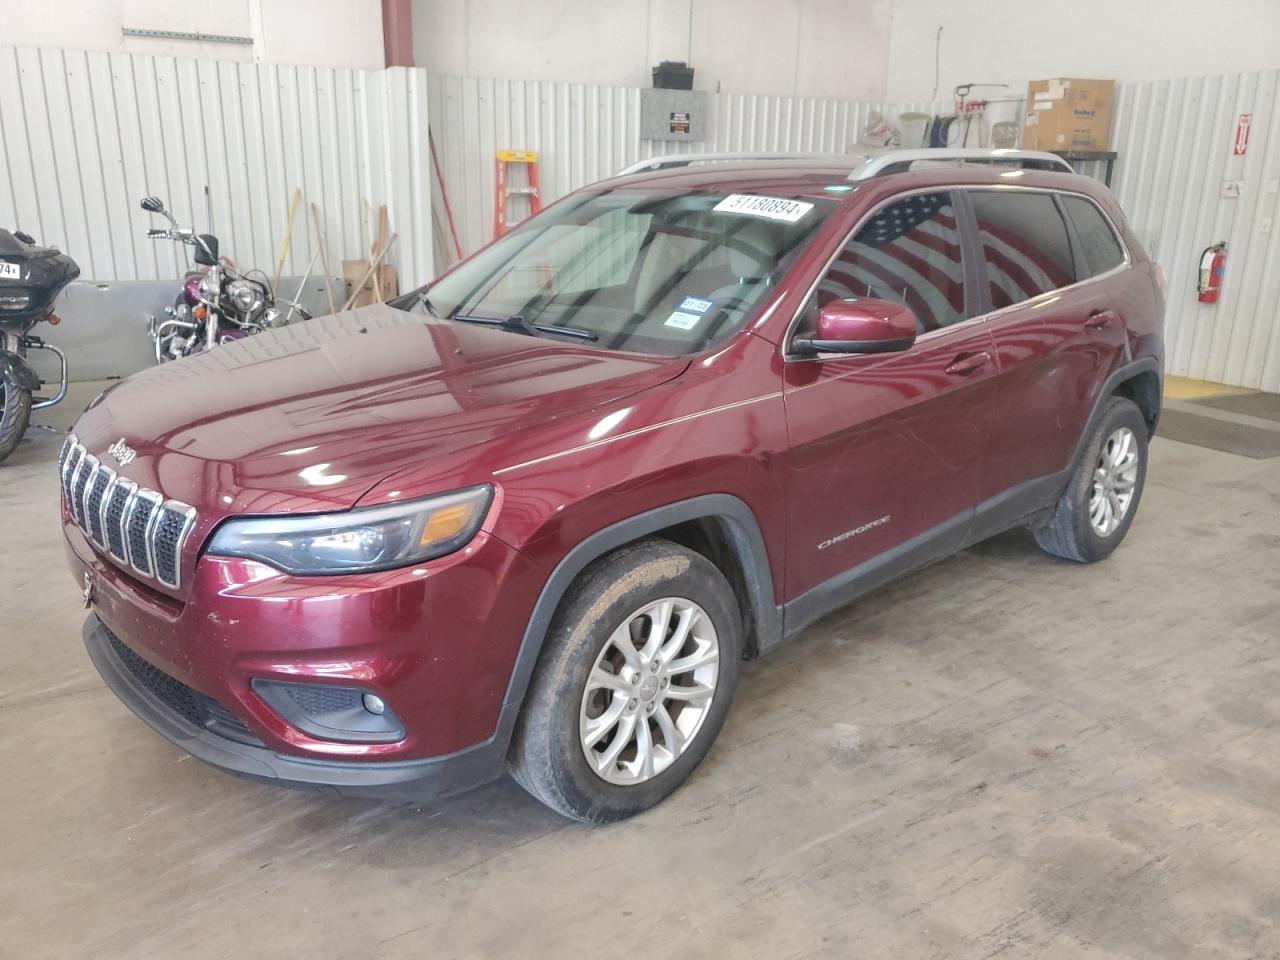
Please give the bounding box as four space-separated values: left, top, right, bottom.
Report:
1234 114 1252 156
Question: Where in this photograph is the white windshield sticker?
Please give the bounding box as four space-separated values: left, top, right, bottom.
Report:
664 310 703 330
713 193 814 223
678 296 714 314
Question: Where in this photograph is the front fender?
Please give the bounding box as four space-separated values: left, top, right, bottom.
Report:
0 350 40 392
497 493 782 731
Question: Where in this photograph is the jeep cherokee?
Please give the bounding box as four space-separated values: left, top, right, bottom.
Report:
62 149 1164 822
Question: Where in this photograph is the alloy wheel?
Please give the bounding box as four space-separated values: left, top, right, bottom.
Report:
1089 426 1139 537
579 597 720 786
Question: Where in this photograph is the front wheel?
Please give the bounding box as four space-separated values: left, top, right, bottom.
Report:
1034 396 1149 562
0 372 32 463
509 539 742 822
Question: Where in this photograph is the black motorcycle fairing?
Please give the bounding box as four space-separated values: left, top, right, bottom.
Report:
0 229 80 333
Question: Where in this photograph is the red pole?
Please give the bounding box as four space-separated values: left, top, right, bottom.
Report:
381 0 413 67
429 129 465 261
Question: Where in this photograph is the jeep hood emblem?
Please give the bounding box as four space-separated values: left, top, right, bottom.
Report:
107 437 137 467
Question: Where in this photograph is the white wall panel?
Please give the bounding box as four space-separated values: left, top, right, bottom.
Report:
428 72 1279 391
1 43 1275 391
0 46 433 290
1111 71 1280 392
425 73 926 266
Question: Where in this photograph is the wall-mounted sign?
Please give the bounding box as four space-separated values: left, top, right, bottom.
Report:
669 112 691 135
1233 114 1252 156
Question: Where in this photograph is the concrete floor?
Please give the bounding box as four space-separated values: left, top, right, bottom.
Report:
3 383 1279 959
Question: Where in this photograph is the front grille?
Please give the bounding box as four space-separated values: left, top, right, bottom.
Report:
105 631 262 747
59 435 197 589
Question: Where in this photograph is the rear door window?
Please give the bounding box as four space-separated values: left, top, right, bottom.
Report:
968 191 1077 309
1062 196 1126 276
815 191 965 333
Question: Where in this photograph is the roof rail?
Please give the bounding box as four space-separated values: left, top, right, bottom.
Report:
615 148 1073 180
847 148 1073 180
616 152 852 177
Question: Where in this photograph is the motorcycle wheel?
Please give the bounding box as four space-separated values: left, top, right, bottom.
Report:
0 371 33 464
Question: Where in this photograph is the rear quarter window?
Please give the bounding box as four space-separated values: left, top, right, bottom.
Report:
968 191 1076 309
1062 196 1127 276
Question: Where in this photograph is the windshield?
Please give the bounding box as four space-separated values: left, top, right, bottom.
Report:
417 187 835 355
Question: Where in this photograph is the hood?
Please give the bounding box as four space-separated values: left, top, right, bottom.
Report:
73 305 689 516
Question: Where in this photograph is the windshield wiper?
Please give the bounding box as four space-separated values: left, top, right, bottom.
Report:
450 313 598 342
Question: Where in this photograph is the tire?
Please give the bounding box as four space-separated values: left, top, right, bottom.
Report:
0 372 32 464
1034 396 1148 563
509 539 743 822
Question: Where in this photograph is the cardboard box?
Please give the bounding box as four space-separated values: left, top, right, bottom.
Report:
342 260 398 308
1023 78 1114 151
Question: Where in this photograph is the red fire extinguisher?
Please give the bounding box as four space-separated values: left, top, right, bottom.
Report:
1197 242 1227 303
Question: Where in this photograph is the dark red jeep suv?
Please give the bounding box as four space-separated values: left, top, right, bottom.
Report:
63 149 1164 821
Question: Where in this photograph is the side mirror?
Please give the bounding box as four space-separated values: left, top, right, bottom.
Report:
794 297 918 355
140 196 166 214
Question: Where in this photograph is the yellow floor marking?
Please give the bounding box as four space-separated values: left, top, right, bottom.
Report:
1163 376 1257 401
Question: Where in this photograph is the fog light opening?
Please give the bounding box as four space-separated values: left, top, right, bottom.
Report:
250 678 406 744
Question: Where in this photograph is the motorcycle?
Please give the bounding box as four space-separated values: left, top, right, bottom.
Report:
0 229 78 463
141 196 310 363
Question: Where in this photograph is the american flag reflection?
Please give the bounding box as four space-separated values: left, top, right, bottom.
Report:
818 192 1073 332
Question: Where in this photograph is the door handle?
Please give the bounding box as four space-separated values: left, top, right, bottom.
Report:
1084 310 1116 330
944 351 991 376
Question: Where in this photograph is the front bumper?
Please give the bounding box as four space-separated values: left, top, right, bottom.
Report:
66 510 545 798
84 613 514 800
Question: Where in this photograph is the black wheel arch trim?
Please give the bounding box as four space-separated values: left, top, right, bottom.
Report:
499 493 782 732
0 349 40 392
1058 356 1162 499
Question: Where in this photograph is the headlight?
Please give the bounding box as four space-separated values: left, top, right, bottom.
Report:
226 279 263 314
206 485 493 574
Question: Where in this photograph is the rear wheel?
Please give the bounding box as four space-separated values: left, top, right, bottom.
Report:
0 371 32 464
509 539 742 822
1034 396 1148 562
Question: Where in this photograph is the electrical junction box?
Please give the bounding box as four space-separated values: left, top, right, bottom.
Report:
641 88 708 142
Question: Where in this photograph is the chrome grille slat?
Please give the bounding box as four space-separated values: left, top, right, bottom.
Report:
61 444 83 520
58 436 197 590
104 479 135 562
76 455 99 528
126 489 162 578
86 465 115 546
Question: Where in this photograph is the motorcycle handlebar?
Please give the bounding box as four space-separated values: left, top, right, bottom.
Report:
147 227 197 240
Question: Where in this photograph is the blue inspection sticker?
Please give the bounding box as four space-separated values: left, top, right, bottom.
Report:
678 296 714 315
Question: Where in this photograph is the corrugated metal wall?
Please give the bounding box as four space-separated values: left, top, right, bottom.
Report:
1 45 1274 389
426 73 1279 391
425 74 937 263
1110 71 1280 392
0 45 433 288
